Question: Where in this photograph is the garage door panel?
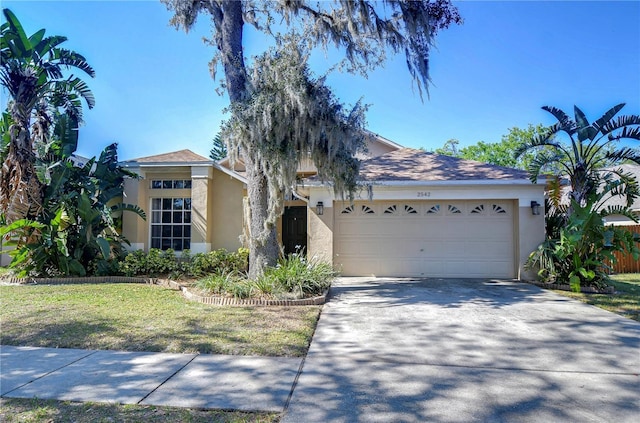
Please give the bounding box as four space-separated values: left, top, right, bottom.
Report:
334 200 516 278
335 240 379 256
378 240 425 256
336 221 380 235
384 259 425 276
336 258 379 276
463 221 511 238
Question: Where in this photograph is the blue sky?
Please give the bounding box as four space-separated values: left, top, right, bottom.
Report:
2 1 639 161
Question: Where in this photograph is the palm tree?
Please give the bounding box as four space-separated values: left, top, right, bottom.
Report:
0 8 95 223
515 104 640 207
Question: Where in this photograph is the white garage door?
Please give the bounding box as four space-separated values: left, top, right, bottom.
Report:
334 200 516 278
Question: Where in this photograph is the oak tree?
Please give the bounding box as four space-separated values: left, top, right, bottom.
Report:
162 0 462 277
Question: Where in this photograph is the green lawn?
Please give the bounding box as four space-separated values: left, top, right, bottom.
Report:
0 398 278 423
552 273 640 322
0 282 321 356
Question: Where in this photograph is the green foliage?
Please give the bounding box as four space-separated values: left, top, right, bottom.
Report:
434 124 552 169
196 271 242 295
0 8 95 118
0 9 138 277
0 111 11 163
2 139 145 277
164 0 461 278
434 138 460 157
523 104 640 290
223 35 369 229
119 248 179 277
164 1 461 97
188 248 249 277
1 8 96 222
209 133 227 161
119 248 249 278
263 252 336 298
516 104 640 205
527 183 640 290
194 252 337 300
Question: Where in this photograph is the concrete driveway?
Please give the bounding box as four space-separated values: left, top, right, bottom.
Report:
283 278 640 422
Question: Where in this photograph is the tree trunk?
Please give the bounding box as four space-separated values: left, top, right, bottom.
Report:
0 108 41 223
244 153 279 279
215 1 280 278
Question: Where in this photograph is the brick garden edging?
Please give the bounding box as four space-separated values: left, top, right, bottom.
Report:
2 276 328 306
528 280 616 294
153 278 328 306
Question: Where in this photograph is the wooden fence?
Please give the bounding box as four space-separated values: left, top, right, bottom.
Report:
611 224 640 274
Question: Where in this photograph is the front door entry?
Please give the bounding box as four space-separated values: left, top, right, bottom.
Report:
282 206 307 255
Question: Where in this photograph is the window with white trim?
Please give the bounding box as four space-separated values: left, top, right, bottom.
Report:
151 179 192 189
150 198 191 250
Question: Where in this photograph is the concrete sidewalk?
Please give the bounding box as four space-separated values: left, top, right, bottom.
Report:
0 345 302 412
283 278 640 423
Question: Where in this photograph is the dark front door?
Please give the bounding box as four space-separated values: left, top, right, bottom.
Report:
282 206 307 255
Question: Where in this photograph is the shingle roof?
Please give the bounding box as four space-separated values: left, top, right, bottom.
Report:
124 149 210 164
357 148 529 182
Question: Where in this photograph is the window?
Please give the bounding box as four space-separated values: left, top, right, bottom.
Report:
151 197 191 250
151 179 192 189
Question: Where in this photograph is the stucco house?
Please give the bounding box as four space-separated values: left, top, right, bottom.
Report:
119 135 545 279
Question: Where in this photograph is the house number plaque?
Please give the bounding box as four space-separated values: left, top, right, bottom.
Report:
417 191 431 198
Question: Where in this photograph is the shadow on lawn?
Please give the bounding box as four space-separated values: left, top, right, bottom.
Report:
0 311 311 356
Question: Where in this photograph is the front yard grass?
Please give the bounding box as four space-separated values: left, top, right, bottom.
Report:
552 273 640 322
0 398 278 423
0 282 321 356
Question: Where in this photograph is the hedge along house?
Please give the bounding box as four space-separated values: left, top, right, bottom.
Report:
119 136 546 279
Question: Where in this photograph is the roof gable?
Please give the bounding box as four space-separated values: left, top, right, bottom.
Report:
123 149 210 164
358 148 529 182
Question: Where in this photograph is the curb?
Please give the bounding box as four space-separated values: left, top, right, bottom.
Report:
2 276 328 306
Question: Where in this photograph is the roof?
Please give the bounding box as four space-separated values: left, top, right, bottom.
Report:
357 148 530 182
122 149 210 164
365 130 404 150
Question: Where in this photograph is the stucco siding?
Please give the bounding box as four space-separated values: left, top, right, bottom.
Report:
308 206 334 262
517 205 545 280
210 168 245 251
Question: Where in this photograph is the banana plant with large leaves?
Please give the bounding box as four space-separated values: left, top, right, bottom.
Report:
1 126 145 277
0 7 95 223
526 170 640 290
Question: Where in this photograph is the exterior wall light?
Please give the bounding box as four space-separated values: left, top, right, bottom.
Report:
316 201 324 215
530 201 541 216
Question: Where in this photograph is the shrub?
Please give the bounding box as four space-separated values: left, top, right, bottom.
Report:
250 276 280 297
118 247 249 278
194 252 336 299
195 271 243 296
526 185 640 291
262 252 336 298
188 248 249 277
119 249 148 277
196 271 254 298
